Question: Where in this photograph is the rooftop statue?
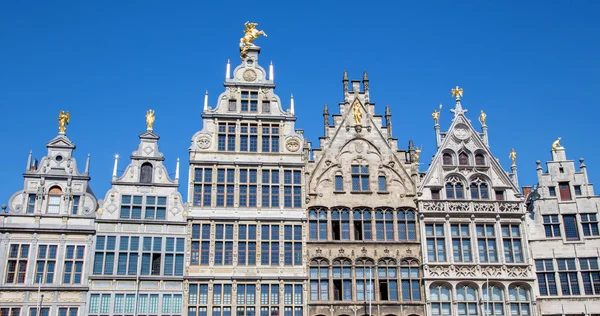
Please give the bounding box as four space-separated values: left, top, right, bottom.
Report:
146 109 155 131
509 148 517 165
552 137 563 151
352 99 362 125
58 110 70 134
479 110 487 126
240 21 267 58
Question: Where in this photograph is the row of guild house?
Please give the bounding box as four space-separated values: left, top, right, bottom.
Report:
0 28 599 316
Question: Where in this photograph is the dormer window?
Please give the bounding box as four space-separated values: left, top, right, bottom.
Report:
458 153 469 166
140 163 153 184
475 154 485 166
442 153 453 165
47 186 62 214
241 91 258 112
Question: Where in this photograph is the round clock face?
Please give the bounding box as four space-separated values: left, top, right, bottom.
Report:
243 69 257 82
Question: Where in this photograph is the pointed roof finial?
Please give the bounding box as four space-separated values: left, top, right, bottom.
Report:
203 91 209 112
269 61 274 81
451 86 463 101
175 158 180 181
363 71 369 81
290 94 295 115
226 59 231 80
343 70 348 81
323 103 329 115
450 86 466 116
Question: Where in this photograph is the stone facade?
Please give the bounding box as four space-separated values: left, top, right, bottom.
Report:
417 97 536 316
525 146 600 315
185 46 308 316
88 126 187 315
306 73 424 316
1 129 98 316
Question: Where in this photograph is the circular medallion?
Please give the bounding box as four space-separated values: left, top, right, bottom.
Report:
196 135 212 149
243 69 257 82
286 138 301 152
453 124 470 140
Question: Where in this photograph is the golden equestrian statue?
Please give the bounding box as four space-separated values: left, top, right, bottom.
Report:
552 137 563 151
146 109 155 131
240 21 267 58
432 103 442 125
509 148 517 165
352 99 362 125
58 110 70 134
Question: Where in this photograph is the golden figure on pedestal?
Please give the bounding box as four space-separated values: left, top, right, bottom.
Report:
58 110 70 134
451 86 464 101
240 21 267 58
352 99 362 125
509 148 517 165
146 109 155 131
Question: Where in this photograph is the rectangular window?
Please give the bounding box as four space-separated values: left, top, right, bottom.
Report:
216 169 235 207
335 175 343 191
71 196 81 215
558 258 580 295
431 189 440 200
352 210 371 241
27 194 36 213
120 195 143 219
188 283 209 316
89 293 111 314
563 214 580 241
580 258 600 295
191 224 211 265
426 223 446 262
378 176 387 192
29 308 50 316
494 190 504 201
581 213 600 236
238 224 257 265
549 186 556 197
262 100 271 113
535 259 557 295
559 182 572 201
377 266 398 301
241 91 258 112
401 266 421 301
351 165 369 191
164 237 185 276
310 266 328 301
162 294 183 314
375 209 394 241
260 284 280 316
117 236 139 276
398 209 417 241
47 194 60 214
332 266 352 301
218 122 236 151
240 123 258 152
262 169 280 208
63 245 85 284
355 266 375 301
574 185 582 196
261 225 280 266
144 196 167 220
239 168 258 207
6 244 29 284
141 236 161 275
543 215 561 237
309 209 327 241
476 224 497 263
262 124 280 153
284 225 302 266
0 308 21 316
451 223 472 262
193 168 213 207
228 99 236 112
93 236 116 275
283 170 302 208
35 245 57 284
214 224 234 265
58 307 78 316
502 224 523 263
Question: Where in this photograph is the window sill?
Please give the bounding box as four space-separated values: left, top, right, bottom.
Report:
377 191 390 194
351 191 373 194
333 190 345 194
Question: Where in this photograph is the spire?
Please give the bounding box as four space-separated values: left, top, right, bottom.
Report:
203 91 209 112
175 158 180 181
385 105 392 138
342 70 349 94
323 104 329 136
269 61 274 81
112 154 119 179
226 59 231 80
26 150 32 172
580 158 589 189
290 94 295 115
84 153 91 175
363 71 369 92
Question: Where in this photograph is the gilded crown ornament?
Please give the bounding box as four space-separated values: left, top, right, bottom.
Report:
239 21 267 59
146 109 155 131
451 86 464 101
58 110 70 134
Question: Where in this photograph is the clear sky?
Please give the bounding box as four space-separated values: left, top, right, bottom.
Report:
1 1 599 205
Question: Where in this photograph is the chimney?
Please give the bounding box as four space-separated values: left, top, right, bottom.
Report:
522 186 532 199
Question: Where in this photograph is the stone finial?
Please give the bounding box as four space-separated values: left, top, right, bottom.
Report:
203 91 209 112
362 71 369 91
226 59 231 80
269 61 274 81
342 70 348 94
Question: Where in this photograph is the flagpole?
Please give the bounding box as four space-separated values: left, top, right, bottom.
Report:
37 275 43 314
486 278 489 316
368 266 372 316
134 253 142 316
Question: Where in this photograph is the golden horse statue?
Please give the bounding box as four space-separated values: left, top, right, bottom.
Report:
240 21 267 58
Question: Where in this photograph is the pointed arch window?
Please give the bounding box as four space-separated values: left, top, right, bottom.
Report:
430 284 451 316
400 259 421 301
309 259 329 301
509 285 531 316
397 208 417 241
458 152 469 166
445 177 465 199
442 153 453 165
456 283 478 316
309 209 327 240
482 284 505 316
377 258 398 301
140 162 153 184
47 186 62 214
470 177 489 200
331 209 350 241
355 258 375 301
332 258 352 301
375 209 394 241
475 153 485 166
353 208 373 241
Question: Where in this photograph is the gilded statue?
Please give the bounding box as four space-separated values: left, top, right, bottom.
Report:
240 21 267 58
58 110 70 134
414 147 421 163
432 103 442 125
451 86 464 101
509 148 517 165
552 137 563 151
479 110 487 126
146 109 155 131
352 99 362 125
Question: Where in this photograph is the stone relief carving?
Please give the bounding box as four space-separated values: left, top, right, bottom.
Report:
447 202 470 212
285 137 301 152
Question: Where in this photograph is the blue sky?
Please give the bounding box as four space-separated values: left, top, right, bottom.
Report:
1 1 599 205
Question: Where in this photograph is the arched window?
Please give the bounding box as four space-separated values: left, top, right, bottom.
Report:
445 177 465 199
400 259 421 301
470 178 489 200
377 258 398 301
443 153 453 165
456 283 478 316
355 258 375 301
309 209 328 240
375 208 394 241
430 284 451 316
353 208 373 241
331 208 350 241
309 259 329 301
140 162 153 184
509 285 531 316
398 208 417 241
332 258 352 301
459 152 469 165
475 153 485 166
47 186 62 214
482 284 505 316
